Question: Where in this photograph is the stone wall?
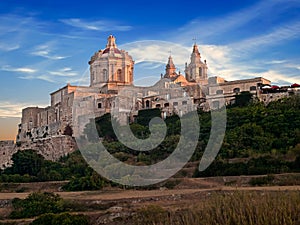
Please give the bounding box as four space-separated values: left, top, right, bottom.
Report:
16 135 77 162
0 141 18 169
0 136 77 170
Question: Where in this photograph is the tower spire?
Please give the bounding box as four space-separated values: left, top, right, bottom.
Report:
106 35 117 49
165 55 176 78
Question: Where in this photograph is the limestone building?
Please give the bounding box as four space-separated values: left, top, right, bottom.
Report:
3 34 296 169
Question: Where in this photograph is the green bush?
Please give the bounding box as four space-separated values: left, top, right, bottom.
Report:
10 192 65 219
62 171 105 191
30 213 89 225
249 174 275 186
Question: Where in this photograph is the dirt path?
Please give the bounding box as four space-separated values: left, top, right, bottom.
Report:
0 185 299 201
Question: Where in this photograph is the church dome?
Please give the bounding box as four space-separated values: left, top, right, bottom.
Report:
89 35 134 87
103 47 121 54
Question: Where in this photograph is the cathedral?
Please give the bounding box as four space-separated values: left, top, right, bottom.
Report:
16 35 291 144
0 34 296 169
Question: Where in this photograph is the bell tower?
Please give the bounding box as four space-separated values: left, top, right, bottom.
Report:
165 55 177 78
185 43 208 85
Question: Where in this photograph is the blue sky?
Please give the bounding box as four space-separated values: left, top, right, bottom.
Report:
1 0 300 140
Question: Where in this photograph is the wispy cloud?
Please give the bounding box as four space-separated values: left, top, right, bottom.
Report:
231 21 300 52
18 67 79 83
60 18 132 31
48 67 78 77
256 70 300 85
31 44 67 60
0 44 20 52
285 63 300 70
0 101 48 118
265 60 287 65
18 75 55 83
121 40 232 76
122 38 300 86
1 65 37 73
173 0 300 44
121 40 190 68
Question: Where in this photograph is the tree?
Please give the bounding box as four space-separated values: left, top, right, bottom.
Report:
6 150 45 176
234 91 253 107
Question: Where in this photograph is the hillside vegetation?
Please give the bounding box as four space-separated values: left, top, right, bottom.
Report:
1 95 300 186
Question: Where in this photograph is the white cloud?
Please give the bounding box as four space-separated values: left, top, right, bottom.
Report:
0 101 47 118
121 40 233 78
31 44 67 60
19 75 55 83
256 70 300 85
285 64 300 70
0 44 20 52
1 65 37 73
48 67 78 77
265 60 287 65
121 40 190 70
60 18 132 31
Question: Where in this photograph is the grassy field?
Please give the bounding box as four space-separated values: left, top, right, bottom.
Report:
134 191 300 225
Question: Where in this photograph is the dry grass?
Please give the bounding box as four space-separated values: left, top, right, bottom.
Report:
134 191 300 225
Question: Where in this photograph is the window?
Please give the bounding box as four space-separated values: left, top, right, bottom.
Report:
156 104 161 108
164 103 169 107
233 88 240 93
145 100 150 108
199 67 202 76
117 69 122 81
98 103 102 108
103 69 108 82
173 102 178 107
91 71 95 81
216 90 223 95
250 86 257 91
182 101 187 105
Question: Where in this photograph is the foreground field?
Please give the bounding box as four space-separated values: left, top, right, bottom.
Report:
0 176 300 224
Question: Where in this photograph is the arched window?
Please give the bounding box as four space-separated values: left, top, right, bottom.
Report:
145 100 150 108
98 103 102 108
250 86 257 91
199 67 202 77
128 71 132 82
233 88 240 93
91 71 95 81
156 104 161 108
103 69 108 82
117 69 122 81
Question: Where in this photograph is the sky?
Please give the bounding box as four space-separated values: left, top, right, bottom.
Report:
0 0 300 140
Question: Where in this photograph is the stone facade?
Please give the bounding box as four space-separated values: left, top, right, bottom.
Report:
0 141 17 169
207 77 271 106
